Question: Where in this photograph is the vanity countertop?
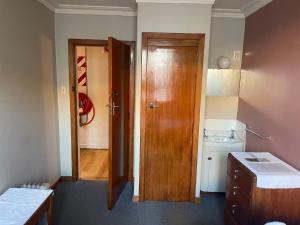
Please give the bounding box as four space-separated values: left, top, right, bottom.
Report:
231 152 300 189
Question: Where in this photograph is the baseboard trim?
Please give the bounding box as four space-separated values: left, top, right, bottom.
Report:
50 177 62 190
61 176 73 182
50 176 73 190
132 195 139 202
80 148 108 151
80 144 109 149
132 195 199 203
194 197 201 204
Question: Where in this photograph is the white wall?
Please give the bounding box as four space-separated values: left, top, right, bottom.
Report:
78 46 109 149
0 0 60 193
205 17 245 120
209 17 245 69
55 13 136 176
205 96 239 119
134 3 213 197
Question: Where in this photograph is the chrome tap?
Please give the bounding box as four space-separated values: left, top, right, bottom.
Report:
204 129 208 138
230 130 235 139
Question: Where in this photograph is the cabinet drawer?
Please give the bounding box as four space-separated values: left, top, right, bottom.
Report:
226 190 251 225
224 207 237 225
227 156 240 175
227 158 254 197
227 174 253 198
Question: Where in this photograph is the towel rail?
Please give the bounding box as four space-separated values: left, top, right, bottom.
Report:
246 127 271 140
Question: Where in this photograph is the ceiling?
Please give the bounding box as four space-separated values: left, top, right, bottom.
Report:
48 0 137 8
46 0 259 10
40 0 272 17
214 0 256 10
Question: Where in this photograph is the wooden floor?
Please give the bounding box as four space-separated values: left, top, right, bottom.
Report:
80 149 109 180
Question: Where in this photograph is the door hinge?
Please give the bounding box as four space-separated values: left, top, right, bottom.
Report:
72 86 76 92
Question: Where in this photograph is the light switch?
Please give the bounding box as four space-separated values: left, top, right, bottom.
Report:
60 86 67 95
233 51 241 61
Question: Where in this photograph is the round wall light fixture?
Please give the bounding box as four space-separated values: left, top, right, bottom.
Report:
217 56 231 69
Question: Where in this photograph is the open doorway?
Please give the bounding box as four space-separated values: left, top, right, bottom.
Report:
76 46 109 181
68 39 135 209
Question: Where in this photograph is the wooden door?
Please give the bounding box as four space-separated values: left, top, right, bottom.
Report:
108 37 130 209
141 33 204 201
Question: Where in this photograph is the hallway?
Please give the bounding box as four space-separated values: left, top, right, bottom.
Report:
53 181 225 225
80 149 109 180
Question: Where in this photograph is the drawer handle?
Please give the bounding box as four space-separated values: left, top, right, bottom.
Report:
234 169 239 173
233 186 239 189
232 204 239 215
233 191 237 196
234 175 238 179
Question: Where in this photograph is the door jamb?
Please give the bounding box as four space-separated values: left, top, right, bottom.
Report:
68 39 135 181
139 33 205 202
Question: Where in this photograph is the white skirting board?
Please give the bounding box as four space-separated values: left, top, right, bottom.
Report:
80 144 108 149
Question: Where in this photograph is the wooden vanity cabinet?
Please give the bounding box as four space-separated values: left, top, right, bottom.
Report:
224 153 300 225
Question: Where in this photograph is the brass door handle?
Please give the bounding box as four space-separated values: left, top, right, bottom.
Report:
149 102 158 109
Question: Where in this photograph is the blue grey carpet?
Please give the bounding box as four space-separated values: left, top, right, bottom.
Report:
53 181 225 225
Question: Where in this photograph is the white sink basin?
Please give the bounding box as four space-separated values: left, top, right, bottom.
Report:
205 136 242 144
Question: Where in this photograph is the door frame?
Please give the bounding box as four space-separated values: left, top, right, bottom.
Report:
139 32 205 202
68 39 135 181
